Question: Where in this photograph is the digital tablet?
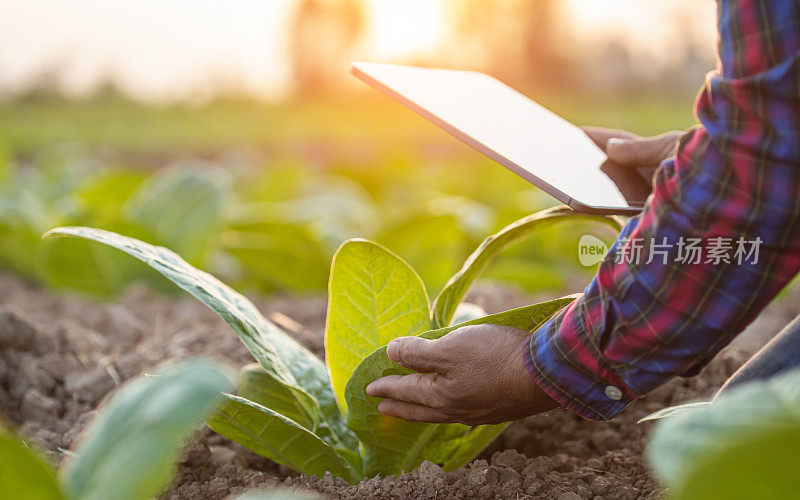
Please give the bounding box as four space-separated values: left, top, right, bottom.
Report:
350 61 647 215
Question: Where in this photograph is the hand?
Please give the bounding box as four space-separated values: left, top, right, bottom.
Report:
582 127 682 189
365 324 559 425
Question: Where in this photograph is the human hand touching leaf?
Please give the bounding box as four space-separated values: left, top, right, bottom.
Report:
366 324 559 425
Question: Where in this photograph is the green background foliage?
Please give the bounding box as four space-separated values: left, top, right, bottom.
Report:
0 92 689 300
647 367 800 499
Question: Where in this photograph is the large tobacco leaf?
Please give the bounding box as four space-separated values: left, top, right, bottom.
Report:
325 239 430 414
432 206 623 329
62 359 233 500
207 394 357 482
43 226 356 450
647 366 800 498
236 363 319 431
345 297 576 476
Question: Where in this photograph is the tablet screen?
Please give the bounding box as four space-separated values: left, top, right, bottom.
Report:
351 62 646 215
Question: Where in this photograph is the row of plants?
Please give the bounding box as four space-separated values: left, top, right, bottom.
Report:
43 208 800 498
42 206 621 483
2 205 615 498
3 201 797 497
0 151 609 299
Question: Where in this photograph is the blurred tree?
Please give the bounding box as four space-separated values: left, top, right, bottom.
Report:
666 0 716 90
449 0 573 88
288 0 366 96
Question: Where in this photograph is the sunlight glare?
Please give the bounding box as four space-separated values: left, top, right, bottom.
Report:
365 0 447 59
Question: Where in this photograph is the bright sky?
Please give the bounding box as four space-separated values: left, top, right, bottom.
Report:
0 0 716 102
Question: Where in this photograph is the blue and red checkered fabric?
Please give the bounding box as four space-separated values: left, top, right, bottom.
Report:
526 0 800 420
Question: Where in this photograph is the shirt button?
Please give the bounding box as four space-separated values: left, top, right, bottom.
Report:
605 386 623 401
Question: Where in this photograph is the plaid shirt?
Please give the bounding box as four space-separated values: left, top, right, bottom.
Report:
525 0 800 420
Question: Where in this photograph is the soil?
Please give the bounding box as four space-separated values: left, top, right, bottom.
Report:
1 270 796 499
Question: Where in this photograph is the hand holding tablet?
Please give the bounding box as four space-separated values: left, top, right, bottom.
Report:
350 61 648 215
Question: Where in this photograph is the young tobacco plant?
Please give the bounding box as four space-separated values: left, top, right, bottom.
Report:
0 359 233 500
44 206 622 483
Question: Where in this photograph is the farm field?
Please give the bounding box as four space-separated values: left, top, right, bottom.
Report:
3 91 796 499
0 92 695 156
1 263 791 498
0 93 694 302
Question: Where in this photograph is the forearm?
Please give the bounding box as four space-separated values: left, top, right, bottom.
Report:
525 0 800 420
528 190 800 420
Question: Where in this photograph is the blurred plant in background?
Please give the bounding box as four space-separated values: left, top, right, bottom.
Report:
0 0 711 300
0 135 625 299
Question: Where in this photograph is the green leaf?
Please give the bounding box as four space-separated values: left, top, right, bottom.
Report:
374 214 467 294
0 223 43 280
345 296 575 477
43 226 356 450
672 425 800 500
423 195 494 239
637 401 712 423
0 185 57 236
449 303 486 326
432 206 622 329
76 169 148 218
124 168 230 265
37 236 141 297
481 258 565 292
236 363 319 431
207 394 357 483
242 162 310 203
0 185 59 280
62 359 233 500
223 221 329 292
647 366 800 495
325 239 430 415
37 221 179 298
234 491 321 500
0 427 65 500
254 179 378 253
0 140 8 185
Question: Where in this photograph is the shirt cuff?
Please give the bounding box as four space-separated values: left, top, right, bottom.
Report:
524 301 636 421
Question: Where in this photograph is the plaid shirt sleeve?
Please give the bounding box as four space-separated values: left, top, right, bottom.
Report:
525 0 800 420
